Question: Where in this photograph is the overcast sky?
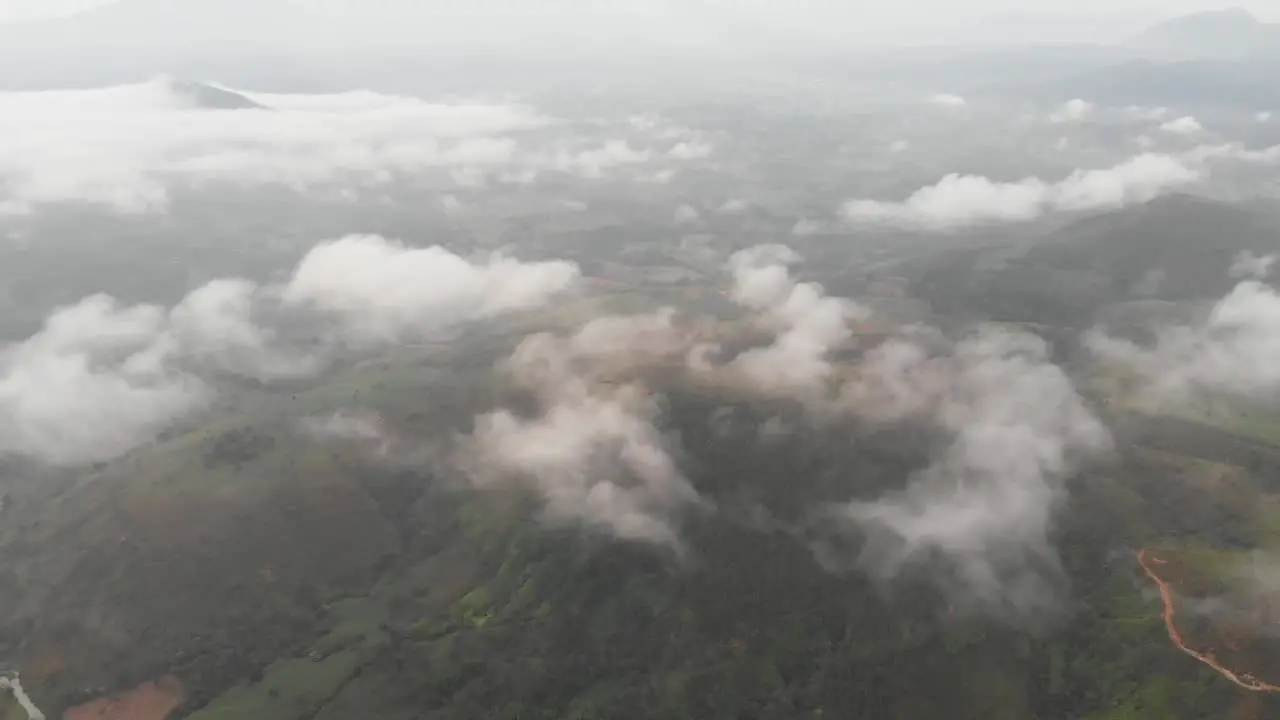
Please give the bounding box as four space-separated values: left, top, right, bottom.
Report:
0 0 1278 45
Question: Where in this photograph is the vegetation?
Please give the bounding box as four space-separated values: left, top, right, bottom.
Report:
5 330 1280 719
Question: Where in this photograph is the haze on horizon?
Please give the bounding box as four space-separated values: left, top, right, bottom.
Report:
2 0 1280 47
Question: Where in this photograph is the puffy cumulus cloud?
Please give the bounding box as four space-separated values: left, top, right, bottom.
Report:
1160 116 1203 135
469 393 700 549
841 154 1199 231
1258 111 1273 123
0 277 324 466
466 313 704 550
0 234 581 466
151 279 322 381
449 253 1109 616
723 246 863 397
1052 155 1199 211
928 93 967 108
727 245 803 310
1049 98 1093 123
506 309 692 397
827 329 1111 622
1088 280 1280 403
0 78 550 215
282 234 580 345
839 333 952 425
0 295 206 465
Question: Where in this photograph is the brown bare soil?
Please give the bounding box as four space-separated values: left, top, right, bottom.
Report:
62 676 184 720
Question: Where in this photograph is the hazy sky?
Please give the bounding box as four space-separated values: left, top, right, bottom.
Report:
1 0 1278 45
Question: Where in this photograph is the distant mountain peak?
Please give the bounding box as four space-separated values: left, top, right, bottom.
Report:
1163 6 1259 24
1132 7 1278 57
162 78 264 110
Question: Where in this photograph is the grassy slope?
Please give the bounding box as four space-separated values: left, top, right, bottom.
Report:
13 289 1280 719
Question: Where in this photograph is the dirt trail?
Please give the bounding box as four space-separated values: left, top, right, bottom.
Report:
1137 548 1280 693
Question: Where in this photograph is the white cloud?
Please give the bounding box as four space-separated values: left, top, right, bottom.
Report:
1230 251 1276 281
1123 105 1169 122
1089 280 1280 403
1185 142 1280 165
0 295 206 465
467 313 704 550
1159 115 1203 135
470 393 700 549
716 198 749 214
0 233 581 465
282 234 580 344
791 218 822 236
1257 111 1273 123
667 140 713 160
549 139 651 178
842 153 1199 230
720 246 863 397
673 204 700 225
0 79 714 215
1049 98 1092 123
160 279 321 381
831 329 1111 621
438 257 1110 617
0 79 551 215
299 410 389 444
0 277 321 465
928 93 967 108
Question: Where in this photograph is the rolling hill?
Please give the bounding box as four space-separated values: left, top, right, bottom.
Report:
908 194 1280 327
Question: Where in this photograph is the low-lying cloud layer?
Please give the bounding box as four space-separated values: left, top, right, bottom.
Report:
462 246 1112 619
834 329 1111 621
724 245 863 397
0 78 714 215
1089 278 1280 404
0 235 579 465
0 295 207 465
466 312 703 550
841 153 1200 230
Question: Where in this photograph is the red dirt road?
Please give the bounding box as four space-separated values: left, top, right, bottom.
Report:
1137 549 1280 693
